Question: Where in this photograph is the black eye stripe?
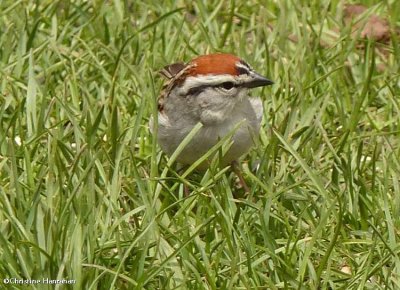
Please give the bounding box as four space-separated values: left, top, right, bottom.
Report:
187 86 203 96
186 82 236 96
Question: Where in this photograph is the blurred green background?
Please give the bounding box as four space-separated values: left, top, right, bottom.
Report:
0 0 399 289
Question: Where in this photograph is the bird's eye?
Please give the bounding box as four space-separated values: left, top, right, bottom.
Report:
221 82 234 90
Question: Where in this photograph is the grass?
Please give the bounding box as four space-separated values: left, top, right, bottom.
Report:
0 0 399 289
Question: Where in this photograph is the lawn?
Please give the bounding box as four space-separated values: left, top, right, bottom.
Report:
0 0 399 289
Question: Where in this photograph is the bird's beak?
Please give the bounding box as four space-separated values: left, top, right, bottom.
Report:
244 71 274 88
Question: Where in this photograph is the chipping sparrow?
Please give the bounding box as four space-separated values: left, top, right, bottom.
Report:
153 53 273 169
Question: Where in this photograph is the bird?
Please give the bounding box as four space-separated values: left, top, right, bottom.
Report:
152 53 273 187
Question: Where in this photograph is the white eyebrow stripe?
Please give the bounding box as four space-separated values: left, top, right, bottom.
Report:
235 62 252 73
178 74 252 94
